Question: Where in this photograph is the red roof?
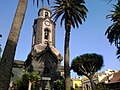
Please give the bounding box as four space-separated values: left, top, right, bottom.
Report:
100 71 120 84
109 71 120 84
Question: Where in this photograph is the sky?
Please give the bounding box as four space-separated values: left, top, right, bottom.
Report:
0 0 120 78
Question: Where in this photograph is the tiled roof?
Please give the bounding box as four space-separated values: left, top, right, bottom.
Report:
100 71 120 84
109 71 120 84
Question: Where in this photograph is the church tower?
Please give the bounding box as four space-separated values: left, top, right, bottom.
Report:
32 7 55 47
25 7 64 90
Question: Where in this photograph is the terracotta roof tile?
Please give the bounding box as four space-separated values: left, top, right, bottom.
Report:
109 71 120 84
100 71 120 84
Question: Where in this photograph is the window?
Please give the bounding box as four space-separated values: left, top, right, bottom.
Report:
44 29 49 40
45 12 48 17
75 84 78 88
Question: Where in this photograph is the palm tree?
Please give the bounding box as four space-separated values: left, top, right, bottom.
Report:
15 71 40 90
52 0 88 90
0 0 49 90
105 0 120 59
0 1 28 90
71 53 104 90
22 72 40 90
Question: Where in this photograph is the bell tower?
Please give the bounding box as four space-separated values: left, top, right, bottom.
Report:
25 7 64 90
32 7 55 47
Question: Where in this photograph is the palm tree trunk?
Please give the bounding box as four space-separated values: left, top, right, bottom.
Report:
28 81 32 90
64 27 71 90
0 0 28 90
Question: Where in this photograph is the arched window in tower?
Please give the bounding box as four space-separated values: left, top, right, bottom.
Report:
44 29 49 40
45 12 48 17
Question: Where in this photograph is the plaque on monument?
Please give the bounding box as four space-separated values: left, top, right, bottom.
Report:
42 77 51 80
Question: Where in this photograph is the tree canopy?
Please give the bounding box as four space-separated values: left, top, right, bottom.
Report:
71 53 104 76
15 71 40 90
71 53 104 90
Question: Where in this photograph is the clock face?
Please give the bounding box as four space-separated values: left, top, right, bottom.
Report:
45 19 50 26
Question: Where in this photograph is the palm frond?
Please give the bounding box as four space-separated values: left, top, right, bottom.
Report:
33 0 35 5
60 13 66 27
117 47 120 59
106 0 120 57
52 0 88 29
105 22 120 48
33 0 50 7
0 34 2 37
